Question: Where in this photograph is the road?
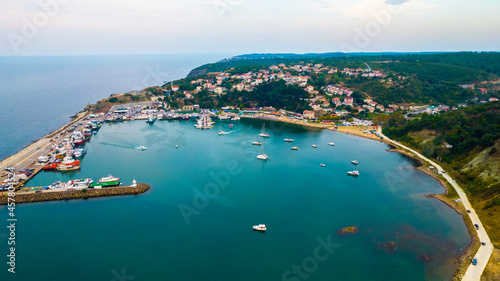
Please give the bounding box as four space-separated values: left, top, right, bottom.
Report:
378 126 493 281
0 112 88 183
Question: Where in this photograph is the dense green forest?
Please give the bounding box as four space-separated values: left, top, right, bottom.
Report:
383 102 500 162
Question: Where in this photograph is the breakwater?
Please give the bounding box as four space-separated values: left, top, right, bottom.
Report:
0 183 150 205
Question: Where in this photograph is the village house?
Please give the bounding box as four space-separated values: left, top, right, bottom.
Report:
343 96 354 106
303 110 316 119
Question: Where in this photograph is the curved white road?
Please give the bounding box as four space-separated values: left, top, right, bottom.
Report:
378 126 493 281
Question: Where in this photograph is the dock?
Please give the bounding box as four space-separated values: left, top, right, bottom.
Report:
0 183 150 205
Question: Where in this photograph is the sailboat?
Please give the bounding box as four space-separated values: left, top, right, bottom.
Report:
259 123 270 137
256 145 269 160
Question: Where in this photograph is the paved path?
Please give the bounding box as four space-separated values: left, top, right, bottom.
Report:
378 126 493 281
0 112 88 179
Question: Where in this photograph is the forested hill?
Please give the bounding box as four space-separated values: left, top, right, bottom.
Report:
187 52 500 77
383 102 500 215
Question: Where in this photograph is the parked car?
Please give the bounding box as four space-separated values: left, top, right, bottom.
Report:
467 210 471 213
472 258 477 265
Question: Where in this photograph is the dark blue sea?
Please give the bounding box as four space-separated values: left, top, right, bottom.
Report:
0 54 226 160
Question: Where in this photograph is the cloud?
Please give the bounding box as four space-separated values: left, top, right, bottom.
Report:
386 0 410 5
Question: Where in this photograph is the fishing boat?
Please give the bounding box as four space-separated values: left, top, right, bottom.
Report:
347 170 360 176
291 147 298 150
252 141 262 145
253 224 266 231
74 134 91 146
259 124 270 137
57 164 80 171
146 115 156 124
43 162 60 170
328 142 335 146
284 139 294 142
351 160 359 165
311 144 318 148
73 148 86 158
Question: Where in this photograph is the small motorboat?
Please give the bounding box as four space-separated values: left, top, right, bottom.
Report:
320 164 326 167
351 160 359 165
175 145 178 148
348 170 360 176
284 139 294 142
252 142 262 145
328 142 335 146
138 146 147 151
229 123 234 129
253 224 266 231
291 147 298 150
311 145 318 148
219 131 229 135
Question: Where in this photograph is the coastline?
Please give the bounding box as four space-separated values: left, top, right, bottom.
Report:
0 183 150 205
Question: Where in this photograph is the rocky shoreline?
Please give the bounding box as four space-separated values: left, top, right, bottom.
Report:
0 183 150 205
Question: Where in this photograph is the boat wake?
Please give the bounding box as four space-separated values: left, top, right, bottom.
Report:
97 142 138 150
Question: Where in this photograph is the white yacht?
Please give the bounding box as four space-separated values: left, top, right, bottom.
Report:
291 147 298 150
320 164 326 167
284 139 294 142
231 116 241 121
252 141 262 145
253 224 266 231
311 144 318 148
99 175 120 183
347 170 360 176
328 142 335 146
138 146 147 151
351 160 359 165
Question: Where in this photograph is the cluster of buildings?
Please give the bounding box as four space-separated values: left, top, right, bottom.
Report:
165 62 498 123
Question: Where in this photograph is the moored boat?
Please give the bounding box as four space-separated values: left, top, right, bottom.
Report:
259 124 270 137
99 175 120 182
328 142 335 146
311 144 317 148
291 147 298 150
347 170 360 176
284 139 294 142
252 141 262 145
351 160 359 165
253 224 266 231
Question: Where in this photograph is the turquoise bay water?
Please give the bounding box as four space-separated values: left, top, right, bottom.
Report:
1 119 470 281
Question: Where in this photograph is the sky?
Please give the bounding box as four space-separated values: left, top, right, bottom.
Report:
1 0 499 56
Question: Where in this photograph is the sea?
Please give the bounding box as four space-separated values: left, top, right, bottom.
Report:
0 55 470 281
0 54 228 161
2 118 470 281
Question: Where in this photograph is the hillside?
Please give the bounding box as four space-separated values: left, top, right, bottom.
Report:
382 103 500 245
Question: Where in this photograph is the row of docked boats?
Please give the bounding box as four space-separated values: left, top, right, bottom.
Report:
48 175 122 190
39 126 94 172
195 114 214 129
